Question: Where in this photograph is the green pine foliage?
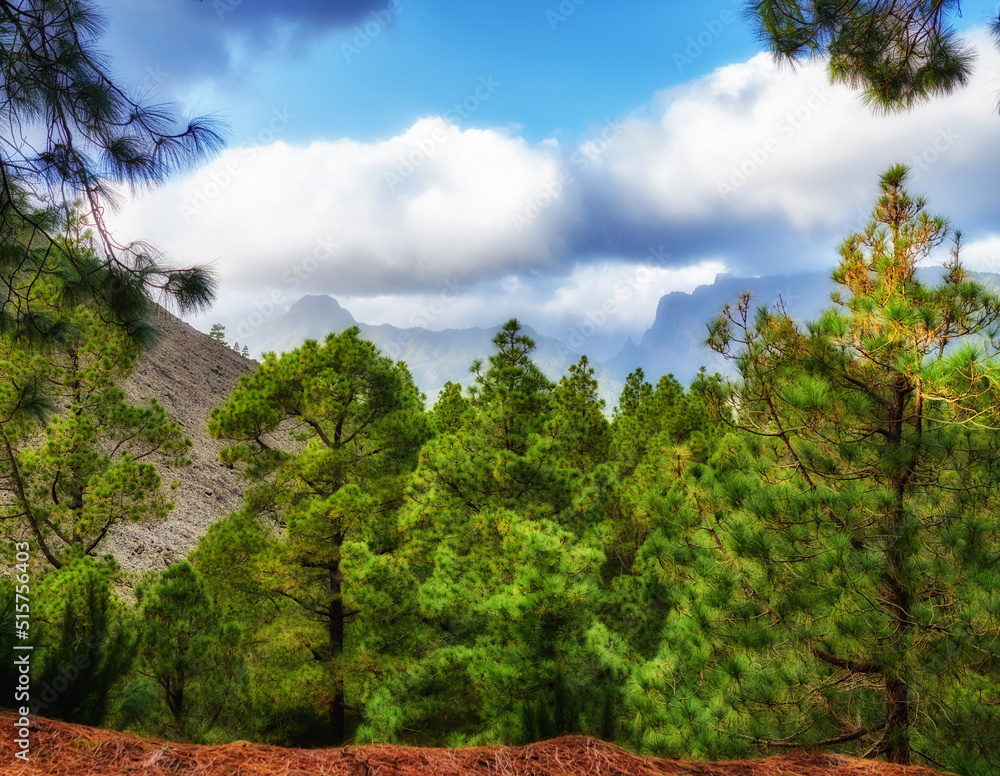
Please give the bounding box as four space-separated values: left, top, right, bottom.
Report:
209 324 227 345
606 368 724 580
0 1 223 345
607 370 733 758
700 166 1000 767
550 356 612 472
208 327 432 745
429 381 473 434
358 320 622 745
748 1 977 114
0 577 27 711
30 553 136 727
0 237 192 567
134 561 249 742
190 508 329 746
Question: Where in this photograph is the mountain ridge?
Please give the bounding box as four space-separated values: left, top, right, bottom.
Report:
241 295 626 406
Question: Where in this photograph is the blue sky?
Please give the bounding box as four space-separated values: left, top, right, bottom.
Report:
102 0 760 144
100 0 1000 358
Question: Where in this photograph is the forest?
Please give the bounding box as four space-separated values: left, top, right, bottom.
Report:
3 165 1000 774
2 1 1000 774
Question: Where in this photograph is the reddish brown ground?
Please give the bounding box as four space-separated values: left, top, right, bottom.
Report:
0 712 950 776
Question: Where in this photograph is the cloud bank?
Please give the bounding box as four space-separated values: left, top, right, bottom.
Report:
111 31 1000 348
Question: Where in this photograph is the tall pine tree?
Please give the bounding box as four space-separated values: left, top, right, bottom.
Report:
369 321 617 744
208 328 431 744
700 165 1000 766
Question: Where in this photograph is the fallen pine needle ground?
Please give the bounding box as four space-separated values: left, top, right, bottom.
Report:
0 712 951 776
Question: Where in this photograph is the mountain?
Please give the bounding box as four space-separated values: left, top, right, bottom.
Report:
608 271 834 384
241 295 625 407
244 278 841 400
250 294 359 355
222 267 1000 422
104 308 258 573
611 268 1000 386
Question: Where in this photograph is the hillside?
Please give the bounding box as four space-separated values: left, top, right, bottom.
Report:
101 308 258 573
0 712 950 776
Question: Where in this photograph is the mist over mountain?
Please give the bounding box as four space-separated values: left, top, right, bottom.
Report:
240 295 625 406
228 268 1000 405
608 271 836 383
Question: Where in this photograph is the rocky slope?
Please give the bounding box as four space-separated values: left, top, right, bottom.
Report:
102 308 258 574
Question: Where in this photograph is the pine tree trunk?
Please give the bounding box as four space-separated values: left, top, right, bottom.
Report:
882 377 914 765
884 675 911 764
328 561 345 745
882 511 913 764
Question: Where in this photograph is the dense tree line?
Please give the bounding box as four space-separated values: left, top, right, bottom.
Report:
3 167 999 772
0 2 997 768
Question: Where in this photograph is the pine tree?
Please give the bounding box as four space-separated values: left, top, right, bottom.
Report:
429 381 473 435
606 369 732 757
549 356 611 472
613 368 652 424
469 319 554 454
31 553 137 726
700 166 1000 766
748 1 978 113
372 321 618 744
0 233 192 568
606 370 722 578
209 324 227 345
135 562 246 741
209 328 431 745
0 2 224 345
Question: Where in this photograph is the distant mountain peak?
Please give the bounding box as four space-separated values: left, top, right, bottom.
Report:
288 294 355 319
240 296 623 407
285 294 356 328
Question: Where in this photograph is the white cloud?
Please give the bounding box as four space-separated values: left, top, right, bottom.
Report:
335 257 727 339
113 118 570 297
112 29 1000 343
963 234 1000 273
597 32 1000 234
